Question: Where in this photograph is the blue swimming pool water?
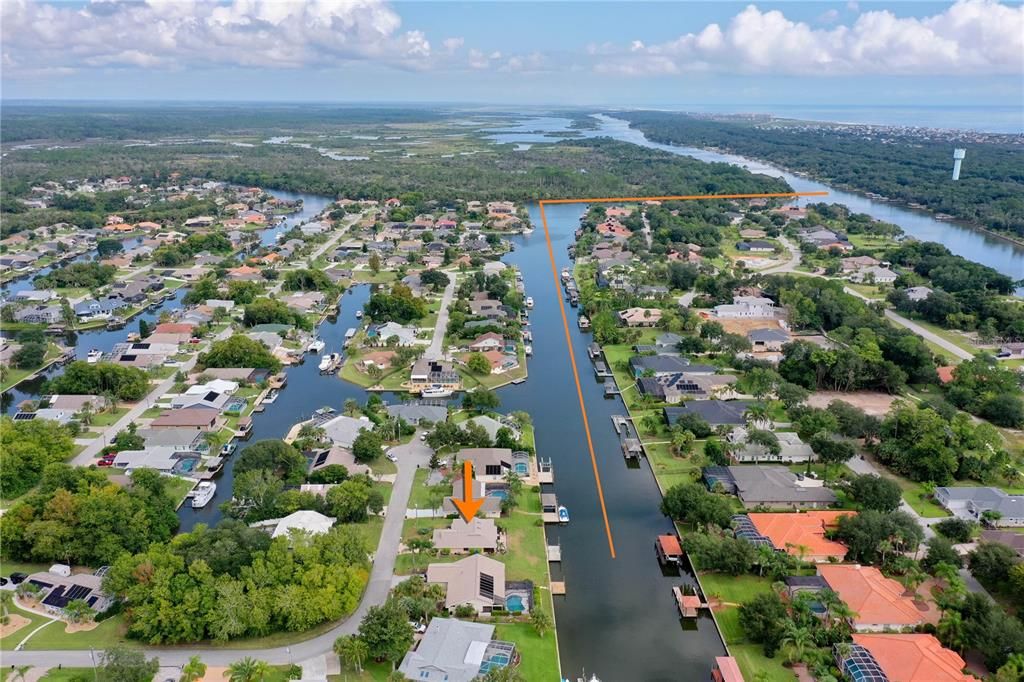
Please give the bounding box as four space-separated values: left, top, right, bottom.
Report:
488 489 508 500
513 462 528 475
506 595 525 612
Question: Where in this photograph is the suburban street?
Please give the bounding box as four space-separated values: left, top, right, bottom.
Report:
424 275 456 360
10 433 434 670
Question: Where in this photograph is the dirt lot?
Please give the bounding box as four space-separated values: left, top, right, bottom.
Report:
715 317 789 336
806 391 899 417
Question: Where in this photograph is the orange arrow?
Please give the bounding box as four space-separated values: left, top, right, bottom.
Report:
452 460 483 522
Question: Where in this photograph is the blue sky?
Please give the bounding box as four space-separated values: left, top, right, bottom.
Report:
2 0 1022 109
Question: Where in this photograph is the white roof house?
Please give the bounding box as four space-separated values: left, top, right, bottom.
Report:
321 414 374 449
399 618 515 682
252 510 336 538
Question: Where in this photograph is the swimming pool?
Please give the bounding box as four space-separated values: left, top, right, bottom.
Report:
488 489 508 500
505 595 525 613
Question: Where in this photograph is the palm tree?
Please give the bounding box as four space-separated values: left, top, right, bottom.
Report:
900 566 928 601
181 656 207 682
530 609 552 638
744 402 772 429
225 658 271 682
0 590 13 625
77 400 95 426
937 610 967 654
780 623 813 664
333 635 369 673
63 598 96 624
344 398 360 417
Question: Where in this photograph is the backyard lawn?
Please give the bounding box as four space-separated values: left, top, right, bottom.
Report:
494 621 560 682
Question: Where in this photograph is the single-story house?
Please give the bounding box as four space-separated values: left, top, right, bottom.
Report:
741 511 853 562
707 465 837 509
818 564 931 631
664 400 751 428
252 510 336 539
441 479 503 518
433 518 501 553
617 307 662 327
747 328 791 352
384 401 448 425
398 618 516 682
905 286 933 302
321 414 375 449
111 447 201 475
149 408 218 431
838 634 975 682
934 486 1024 527
728 428 814 463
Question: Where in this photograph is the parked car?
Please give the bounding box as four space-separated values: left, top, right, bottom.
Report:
9 572 28 585
409 621 427 634
386 452 398 462
98 459 114 467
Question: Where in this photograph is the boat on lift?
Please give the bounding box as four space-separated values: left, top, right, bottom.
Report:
86 349 103 363
318 352 341 372
306 338 326 353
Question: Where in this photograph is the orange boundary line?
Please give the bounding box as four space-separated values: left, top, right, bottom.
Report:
536 190 827 559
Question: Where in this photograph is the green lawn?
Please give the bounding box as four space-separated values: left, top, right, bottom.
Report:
38 668 97 682
908 318 981 356
730 642 795 682
0 603 128 651
494 622 560 682
328 661 394 681
407 468 445 511
164 476 197 508
699 574 773 607
88 407 129 427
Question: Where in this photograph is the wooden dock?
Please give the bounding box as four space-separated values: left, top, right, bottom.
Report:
594 361 612 378
542 512 560 524
546 545 562 562
551 582 566 595
611 415 629 434
604 379 619 396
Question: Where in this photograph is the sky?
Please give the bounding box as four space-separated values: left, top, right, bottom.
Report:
2 0 1023 111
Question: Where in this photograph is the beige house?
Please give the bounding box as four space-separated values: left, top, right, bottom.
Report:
427 554 506 615
432 518 501 553
617 307 663 327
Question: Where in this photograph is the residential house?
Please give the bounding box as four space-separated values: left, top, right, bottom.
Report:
747 328 791 352
617 307 662 327
840 255 880 272
14 305 63 324
934 487 1024 527
410 359 461 393
149 408 218 431
252 510 336 539
713 296 778 319
308 445 371 477
433 518 501 553
704 465 837 509
456 448 516 482
629 354 697 377
997 342 1024 359
742 511 853 562
398 618 516 682
664 400 751 428
13 290 57 303
838 634 976 682
638 372 737 403
111 447 201 475
73 298 129 322
850 266 897 284
736 240 775 253
905 286 933 302
370 321 418 347
441 479 503 519
462 350 518 374
461 416 520 443
468 332 514 353
818 564 931 631
384 401 448 425
728 428 815 463
469 299 507 319
321 414 375 449
427 555 506 615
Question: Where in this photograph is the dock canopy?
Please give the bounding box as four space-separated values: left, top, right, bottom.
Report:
657 534 683 559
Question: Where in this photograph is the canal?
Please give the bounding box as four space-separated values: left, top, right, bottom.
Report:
502 203 726 681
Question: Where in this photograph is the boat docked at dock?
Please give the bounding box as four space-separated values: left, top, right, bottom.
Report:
262 388 280 404
86 348 103 364
557 505 570 524
525 296 534 309
306 338 326 353
355 310 363 319
190 481 216 508
525 345 533 356
421 386 453 399
318 352 342 373
578 316 590 330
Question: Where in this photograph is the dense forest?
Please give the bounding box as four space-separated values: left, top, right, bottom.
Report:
618 111 1024 239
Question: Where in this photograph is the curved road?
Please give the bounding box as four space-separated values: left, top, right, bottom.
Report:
10 436 433 668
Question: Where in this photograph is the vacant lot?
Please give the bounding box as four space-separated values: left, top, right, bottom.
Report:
806 391 898 417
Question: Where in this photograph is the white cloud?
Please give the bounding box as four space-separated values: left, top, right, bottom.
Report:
442 37 464 54
594 0 1024 76
1 0 433 74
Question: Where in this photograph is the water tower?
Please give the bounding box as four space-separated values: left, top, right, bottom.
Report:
952 148 966 181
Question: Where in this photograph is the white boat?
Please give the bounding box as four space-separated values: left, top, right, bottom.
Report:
262 389 279 404
355 310 363 319
191 481 216 508
561 268 570 282
558 505 570 524
525 345 533 356
306 338 325 353
318 353 340 372
86 349 103 364
525 296 534 309
421 386 453 399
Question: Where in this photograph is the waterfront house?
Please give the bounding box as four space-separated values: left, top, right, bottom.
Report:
617 307 662 327
14 305 63 325
704 465 837 509
456 448 518 481
370 322 417 347
433 518 501 553
664 400 751 428
398 618 516 682
741 511 853 562
441 479 503 519
818 564 931 631
384 401 448 425
149 408 218 431
837 634 976 682
410 359 461 393
321 414 375 449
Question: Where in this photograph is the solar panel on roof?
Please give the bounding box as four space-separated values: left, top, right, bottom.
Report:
42 586 67 608
314 451 329 467
13 413 37 421
29 580 52 589
67 585 92 601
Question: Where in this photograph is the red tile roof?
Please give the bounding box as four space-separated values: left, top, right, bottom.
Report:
852 634 976 682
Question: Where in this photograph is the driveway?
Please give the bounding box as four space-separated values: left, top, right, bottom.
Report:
9 432 434 667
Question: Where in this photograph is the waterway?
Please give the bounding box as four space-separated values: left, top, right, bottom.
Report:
503 204 726 680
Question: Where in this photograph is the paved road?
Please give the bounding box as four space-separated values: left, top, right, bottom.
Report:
759 234 802 275
846 455 937 541
424 276 456 360
70 326 234 466
883 309 974 361
11 433 433 667
640 210 653 249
